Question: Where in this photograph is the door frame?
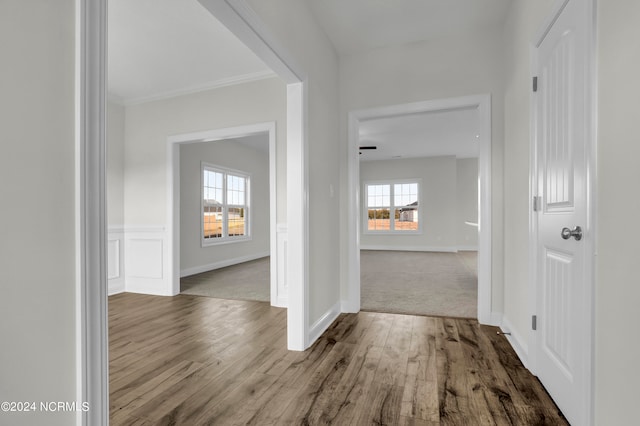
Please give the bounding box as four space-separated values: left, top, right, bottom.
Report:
528 0 597 424
346 94 495 325
76 0 108 424
166 122 282 305
77 0 310 424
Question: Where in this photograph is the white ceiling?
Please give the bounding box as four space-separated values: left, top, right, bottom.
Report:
234 134 269 154
109 1 498 160
307 0 512 56
107 0 274 104
358 107 481 162
108 1 512 104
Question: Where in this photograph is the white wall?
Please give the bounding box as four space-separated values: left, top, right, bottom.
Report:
180 139 270 275
245 0 342 325
339 27 505 313
0 1 76 425
596 1 640 424
360 157 478 251
107 100 125 226
360 156 457 250
456 158 479 249
121 77 286 294
107 100 126 294
125 77 286 225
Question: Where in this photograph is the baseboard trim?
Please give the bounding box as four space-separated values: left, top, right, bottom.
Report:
180 251 269 278
309 301 341 345
488 311 503 327
479 311 503 327
341 300 359 314
500 316 530 369
360 245 457 253
126 279 174 296
108 279 125 296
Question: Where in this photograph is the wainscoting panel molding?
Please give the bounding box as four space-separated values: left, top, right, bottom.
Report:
108 228 125 295
127 239 163 278
107 239 120 279
124 227 171 295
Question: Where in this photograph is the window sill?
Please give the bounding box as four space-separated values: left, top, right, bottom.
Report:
202 236 252 247
362 230 423 236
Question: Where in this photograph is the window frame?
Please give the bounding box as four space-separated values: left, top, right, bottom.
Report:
362 178 422 235
201 162 251 246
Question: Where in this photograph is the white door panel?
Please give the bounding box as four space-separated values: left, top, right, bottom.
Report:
533 0 592 425
542 248 575 378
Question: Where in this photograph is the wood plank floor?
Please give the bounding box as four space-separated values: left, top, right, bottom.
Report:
109 293 568 425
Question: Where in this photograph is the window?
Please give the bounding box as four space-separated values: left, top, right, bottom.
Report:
202 163 250 245
364 180 420 233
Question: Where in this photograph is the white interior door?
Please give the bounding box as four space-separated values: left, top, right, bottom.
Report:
533 0 593 425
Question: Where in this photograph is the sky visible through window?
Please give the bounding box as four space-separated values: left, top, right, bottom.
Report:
394 183 418 206
367 183 417 207
367 184 390 207
204 170 223 204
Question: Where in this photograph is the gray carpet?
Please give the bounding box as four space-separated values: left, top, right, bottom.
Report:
360 250 478 318
180 257 270 302
180 251 478 319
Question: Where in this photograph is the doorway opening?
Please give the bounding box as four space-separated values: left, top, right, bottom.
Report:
346 95 494 323
167 123 287 307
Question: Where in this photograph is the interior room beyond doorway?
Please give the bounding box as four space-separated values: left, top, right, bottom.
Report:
177 131 278 305
356 102 484 319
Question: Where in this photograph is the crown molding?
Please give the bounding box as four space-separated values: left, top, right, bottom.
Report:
110 70 276 106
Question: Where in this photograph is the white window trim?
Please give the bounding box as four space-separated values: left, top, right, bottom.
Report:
363 178 422 235
201 162 252 246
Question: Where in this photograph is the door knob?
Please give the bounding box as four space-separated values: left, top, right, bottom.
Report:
561 226 582 241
